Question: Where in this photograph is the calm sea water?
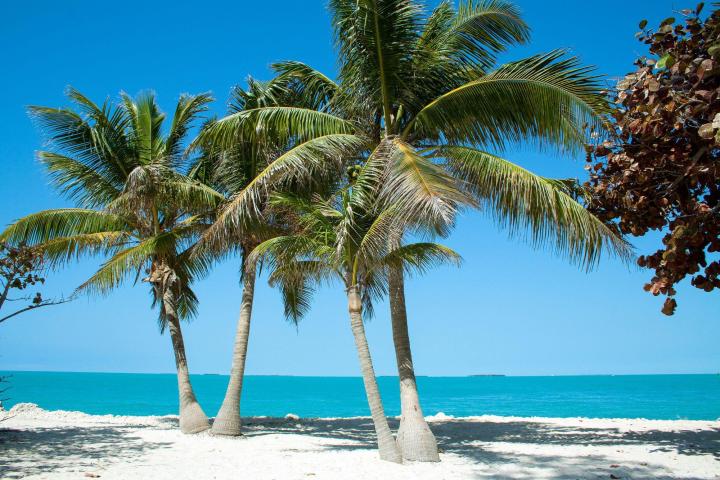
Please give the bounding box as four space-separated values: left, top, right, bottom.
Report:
1 371 718 420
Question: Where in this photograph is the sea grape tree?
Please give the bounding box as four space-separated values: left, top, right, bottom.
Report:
585 3 720 314
0 242 68 324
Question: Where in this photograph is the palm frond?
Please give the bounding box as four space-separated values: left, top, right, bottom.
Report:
271 61 340 111
165 92 213 164
448 0 530 70
121 91 165 166
39 152 122 207
406 50 608 153
1 209 131 246
201 134 366 251
438 145 633 267
28 91 133 194
77 231 179 296
268 260 324 324
38 231 129 266
197 106 356 149
353 137 471 235
381 242 461 276
330 0 423 125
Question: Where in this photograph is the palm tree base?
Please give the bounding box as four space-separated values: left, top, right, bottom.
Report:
179 401 211 434
377 437 404 464
396 419 440 462
210 411 243 436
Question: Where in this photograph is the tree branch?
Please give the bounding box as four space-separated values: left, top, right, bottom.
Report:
0 297 74 325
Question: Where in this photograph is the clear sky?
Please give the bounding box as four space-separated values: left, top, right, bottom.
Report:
1 0 718 377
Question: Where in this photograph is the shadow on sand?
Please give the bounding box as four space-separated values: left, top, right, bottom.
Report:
241 416 720 479
1 416 717 479
0 423 174 479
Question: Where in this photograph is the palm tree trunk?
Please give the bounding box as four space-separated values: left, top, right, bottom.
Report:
212 256 257 436
346 284 402 463
389 264 440 462
164 287 210 434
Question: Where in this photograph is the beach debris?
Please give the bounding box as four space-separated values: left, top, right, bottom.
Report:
285 413 300 421
610 464 620 468
83 474 101 478
610 474 621 479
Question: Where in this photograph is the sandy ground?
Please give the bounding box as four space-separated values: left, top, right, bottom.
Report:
0 404 718 480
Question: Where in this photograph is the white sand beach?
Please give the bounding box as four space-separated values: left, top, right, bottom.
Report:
0 404 718 480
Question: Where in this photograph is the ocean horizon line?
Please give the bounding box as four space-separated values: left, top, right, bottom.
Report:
2 369 717 378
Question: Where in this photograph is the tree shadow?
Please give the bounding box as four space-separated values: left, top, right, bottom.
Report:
1 416 716 479
242 416 720 479
0 424 173 479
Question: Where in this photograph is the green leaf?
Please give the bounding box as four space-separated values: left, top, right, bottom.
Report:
656 53 675 69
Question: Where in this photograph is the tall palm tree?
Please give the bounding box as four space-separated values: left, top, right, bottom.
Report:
0 90 221 434
201 0 631 461
251 161 462 463
191 75 364 436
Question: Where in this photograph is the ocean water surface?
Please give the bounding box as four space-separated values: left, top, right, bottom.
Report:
1 372 718 420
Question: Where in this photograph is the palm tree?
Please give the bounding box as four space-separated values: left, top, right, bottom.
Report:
251 159 462 463
0 90 221 434
191 76 365 436
201 0 631 461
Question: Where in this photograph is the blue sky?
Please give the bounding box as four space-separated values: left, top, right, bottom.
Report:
1 0 718 376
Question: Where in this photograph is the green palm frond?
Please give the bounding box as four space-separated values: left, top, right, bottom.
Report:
408 0 529 114
353 206 402 274
166 92 213 163
330 0 423 126
448 0 529 70
198 106 356 149
230 77 292 113
121 91 165 166
28 94 133 198
39 152 122 207
0 209 131 246
201 134 365 251
381 242 461 276
38 231 129 266
271 61 340 111
160 174 225 215
438 145 632 267
178 240 225 282
353 138 471 235
406 50 607 152
77 230 180 296
268 259 327 324
379 138 472 229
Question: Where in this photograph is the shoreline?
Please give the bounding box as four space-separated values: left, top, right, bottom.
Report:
2 403 718 479
3 402 719 424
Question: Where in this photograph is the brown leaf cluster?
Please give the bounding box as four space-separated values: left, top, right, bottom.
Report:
585 3 720 315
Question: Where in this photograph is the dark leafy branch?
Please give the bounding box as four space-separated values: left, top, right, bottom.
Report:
585 3 720 314
0 242 71 324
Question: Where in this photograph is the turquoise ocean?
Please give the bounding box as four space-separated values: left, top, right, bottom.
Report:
1 372 718 420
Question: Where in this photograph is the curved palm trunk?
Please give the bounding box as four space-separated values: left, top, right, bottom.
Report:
389 265 440 462
346 284 402 464
212 257 257 436
163 285 210 434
